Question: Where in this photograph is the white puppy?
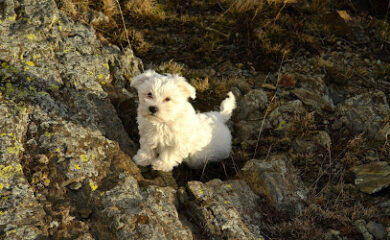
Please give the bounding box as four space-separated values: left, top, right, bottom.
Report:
131 70 236 172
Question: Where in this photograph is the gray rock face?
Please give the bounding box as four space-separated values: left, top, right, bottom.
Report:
336 92 390 138
236 88 268 121
234 88 271 147
351 161 390 194
268 99 306 136
0 101 47 239
99 175 193 240
354 220 374 240
291 130 332 164
292 74 334 111
186 179 264 239
366 221 387 240
240 155 307 216
0 0 146 238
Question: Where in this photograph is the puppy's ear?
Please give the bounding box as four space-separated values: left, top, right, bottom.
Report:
131 70 155 90
173 75 196 99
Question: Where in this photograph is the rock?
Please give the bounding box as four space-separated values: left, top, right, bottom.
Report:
354 220 374 240
336 92 390 139
291 131 332 166
366 221 387 240
102 46 143 89
233 88 271 146
240 154 307 216
292 74 334 111
0 0 142 238
68 182 82 190
378 199 390 216
378 122 390 142
229 77 252 94
325 229 342 240
235 89 268 121
89 10 109 26
186 179 264 239
0 102 48 239
234 119 271 147
314 131 332 149
268 100 306 136
99 175 192 240
351 161 390 194
75 233 95 240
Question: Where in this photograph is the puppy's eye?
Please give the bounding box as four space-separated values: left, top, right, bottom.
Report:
164 97 171 102
147 92 153 98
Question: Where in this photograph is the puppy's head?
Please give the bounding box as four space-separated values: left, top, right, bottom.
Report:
131 70 196 122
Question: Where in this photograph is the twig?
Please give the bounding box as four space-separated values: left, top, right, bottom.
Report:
230 154 238 174
217 2 226 12
378 80 390 89
333 134 362 161
200 156 209 180
221 161 228 178
252 54 285 159
272 2 287 26
265 144 273 161
114 0 130 47
230 155 238 174
205 27 230 38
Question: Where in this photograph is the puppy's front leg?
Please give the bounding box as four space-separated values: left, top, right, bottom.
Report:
133 139 157 166
152 148 182 172
133 148 156 166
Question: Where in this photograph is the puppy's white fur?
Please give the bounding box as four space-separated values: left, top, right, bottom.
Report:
131 70 236 172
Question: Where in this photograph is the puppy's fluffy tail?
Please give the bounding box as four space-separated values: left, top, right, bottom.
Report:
219 92 236 122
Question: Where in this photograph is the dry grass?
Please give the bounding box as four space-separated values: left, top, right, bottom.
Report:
56 0 311 70
124 0 167 21
61 0 78 18
291 111 317 137
190 77 210 92
102 0 119 18
262 166 379 240
268 202 378 240
375 20 390 43
156 61 210 92
156 60 185 75
309 0 331 12
124 28 152 55
221 0 264 15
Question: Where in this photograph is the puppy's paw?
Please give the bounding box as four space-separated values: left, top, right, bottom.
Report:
133 152 152 166
152 160 174 172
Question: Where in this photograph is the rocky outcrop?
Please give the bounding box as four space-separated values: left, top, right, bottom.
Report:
336 92 390 139
241 155 307 216
0 101 47 239
185 179 264 239
236 88 268 121
98 175 193 240
0 0 149 238
292 74 335 111
268 99 307 136
234 88 270 147
351 161 390 194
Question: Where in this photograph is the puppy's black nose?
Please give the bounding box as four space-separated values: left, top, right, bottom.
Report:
149 106 158 114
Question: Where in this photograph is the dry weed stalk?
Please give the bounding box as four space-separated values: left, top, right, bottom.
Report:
102 0 118 18
253 54 285 158
113 0 130 46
